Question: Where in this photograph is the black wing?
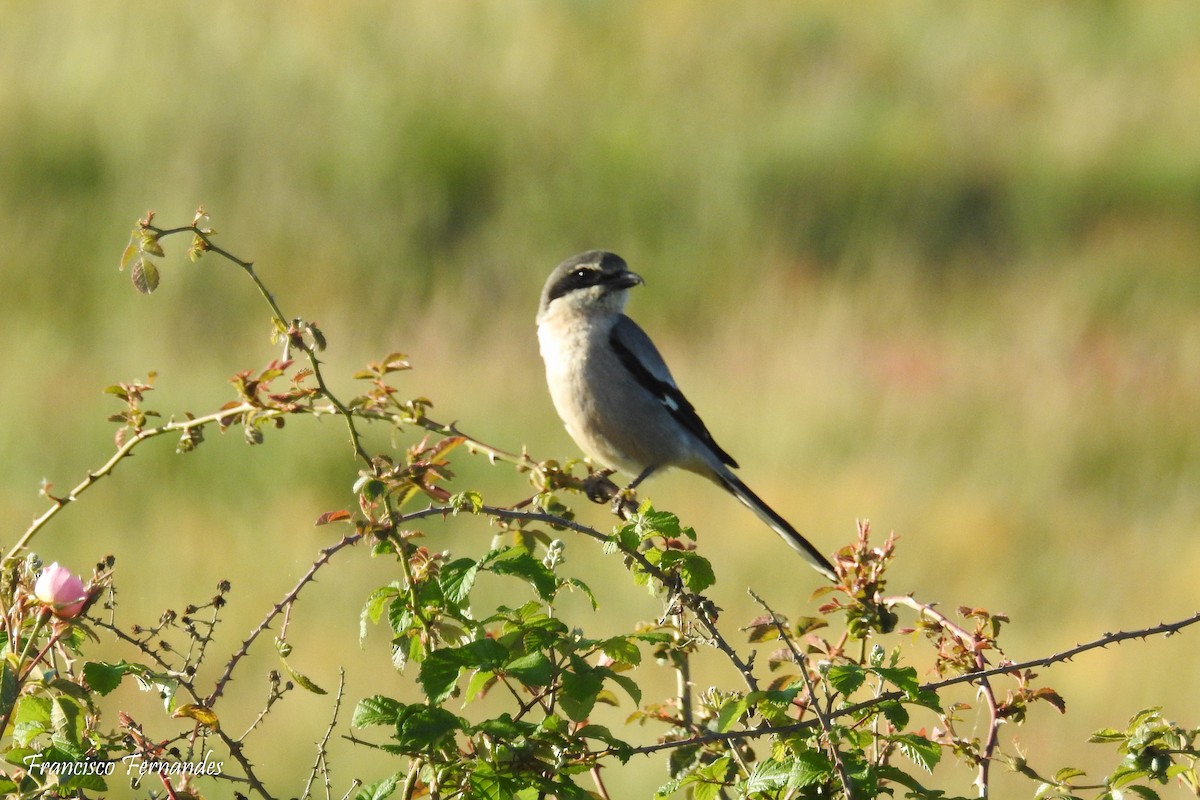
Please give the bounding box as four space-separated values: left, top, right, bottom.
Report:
609 316 738 469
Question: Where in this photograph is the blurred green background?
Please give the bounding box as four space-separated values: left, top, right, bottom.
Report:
2 1 1199 796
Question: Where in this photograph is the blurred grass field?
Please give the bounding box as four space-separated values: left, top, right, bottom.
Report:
2 1 1199 796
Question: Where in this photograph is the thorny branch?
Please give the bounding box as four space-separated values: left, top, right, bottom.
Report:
615 609 1200 758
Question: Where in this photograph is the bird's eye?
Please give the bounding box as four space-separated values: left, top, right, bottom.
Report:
572 268 591 282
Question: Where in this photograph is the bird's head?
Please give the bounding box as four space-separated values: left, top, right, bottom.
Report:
537 250 644 321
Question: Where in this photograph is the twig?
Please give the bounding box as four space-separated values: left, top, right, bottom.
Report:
205 532 361 707
146 220 372 467
302 668 347 800
10 402 258 561
616 609 1200 758
750 588 855 799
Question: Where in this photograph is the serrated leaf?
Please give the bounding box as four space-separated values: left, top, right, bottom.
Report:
354 773 400 800
130 256 160 294
892 732 941 772
503 653 554 686
559 664 604 722
1110 764 1150 788
457 638 508 671
878 699 910 729
1053 767 1088 782
872 665 920 696
0 661 17 719
50 697 84 750
359 585 400 641
439 558 479 605
659 550 715 592
825 664 866 695
394 705 463 752
598 636 641 667
746 759 794 791
789 749 835 788
1089 727 1126 743
487 549 560 601
419 649 465 703
83 661 133 696
715 696 751 733
315 509 353 526
353 695 405 728
604 670 642 706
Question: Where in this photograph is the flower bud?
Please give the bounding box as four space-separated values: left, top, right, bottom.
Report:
34 563 88 619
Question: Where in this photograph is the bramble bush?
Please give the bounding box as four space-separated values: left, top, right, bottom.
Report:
1 210 1196 799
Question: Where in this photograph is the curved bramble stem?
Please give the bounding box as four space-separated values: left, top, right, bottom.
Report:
7 402 259 562
144 218 373 467
205 532 361 708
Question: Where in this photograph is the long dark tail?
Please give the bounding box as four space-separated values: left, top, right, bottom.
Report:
715 468 837 581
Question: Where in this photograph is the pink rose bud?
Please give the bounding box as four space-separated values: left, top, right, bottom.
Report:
34 562 88 619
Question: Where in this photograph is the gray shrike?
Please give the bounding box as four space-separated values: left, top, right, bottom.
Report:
536 250 836 581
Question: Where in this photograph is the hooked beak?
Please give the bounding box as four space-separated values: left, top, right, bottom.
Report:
615 271 644 290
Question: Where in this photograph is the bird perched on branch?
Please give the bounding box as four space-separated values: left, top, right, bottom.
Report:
536 250 836 581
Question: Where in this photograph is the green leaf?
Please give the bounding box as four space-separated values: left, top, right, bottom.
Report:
1110 764 1150 789
439 558 479 605
504 652 554 687
559 664 605 722
464 669 497 702
1054 767 1088 782
634 506 685 538
457 638 509 671
450 490 484 513
598 636 642 667
418 649 465 704
476 713 535 741
119 234 139 270
789 749 835 788
0 661 18 719
825 664 866 695
659 550 715 592
872 665 920 696
354 773 400 800
604 670 643 706
469 762 523 800
746 759 793 791
139 232 165 256
1089 728 1126 743
82 661 134 696
564 576 599 609
878 699 910 729
51 697 84 751
892 732 941 772
876 765 935 796
394 705 462 751
488 549 560 601
715 696 751 733
360 585 400 641
353 695 405 728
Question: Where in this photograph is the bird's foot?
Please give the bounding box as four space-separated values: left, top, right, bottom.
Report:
581 469 620 504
